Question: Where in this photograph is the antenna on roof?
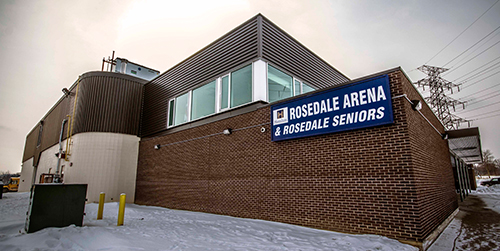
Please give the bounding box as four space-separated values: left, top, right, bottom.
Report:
102 51 116 72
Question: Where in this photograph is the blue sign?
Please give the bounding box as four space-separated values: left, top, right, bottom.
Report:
271 75 393 141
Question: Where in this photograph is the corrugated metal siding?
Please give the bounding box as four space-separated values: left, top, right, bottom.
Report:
261 17 349 89
22 71 146 164
73 72 146 135
22 127 39 163
40 97 70 150
141 18 259 137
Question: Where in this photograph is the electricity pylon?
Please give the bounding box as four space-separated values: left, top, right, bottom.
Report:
414 65 468 130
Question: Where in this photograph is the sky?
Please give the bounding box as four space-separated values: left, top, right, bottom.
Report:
1 0 499 173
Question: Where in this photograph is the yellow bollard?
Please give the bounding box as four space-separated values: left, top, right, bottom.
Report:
97 192 105 220
117 193 126 226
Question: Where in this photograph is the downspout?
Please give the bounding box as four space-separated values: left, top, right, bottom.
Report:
54 118 68 183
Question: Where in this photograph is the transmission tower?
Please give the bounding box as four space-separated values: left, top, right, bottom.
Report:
414 65 468 130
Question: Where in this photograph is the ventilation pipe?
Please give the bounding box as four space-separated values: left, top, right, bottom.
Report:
54 118 68 183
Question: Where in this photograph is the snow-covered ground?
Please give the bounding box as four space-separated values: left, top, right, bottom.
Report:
428 177 500 251
2 180 499 251
0 192 417 251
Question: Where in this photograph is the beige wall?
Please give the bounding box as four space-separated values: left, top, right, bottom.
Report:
19 157 34 192
18 132 140 203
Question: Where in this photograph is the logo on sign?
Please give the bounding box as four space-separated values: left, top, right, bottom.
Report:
273 108 288 125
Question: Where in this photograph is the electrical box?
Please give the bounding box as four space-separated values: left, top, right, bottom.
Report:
25 184 87 233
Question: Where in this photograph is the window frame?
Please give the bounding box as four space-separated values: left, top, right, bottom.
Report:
230 64 253 108
293 78 302 96
166 63 254 129
219 74 231 112
167 98 175 128
267 64 293 103
191 79 217 121
172 91 192 127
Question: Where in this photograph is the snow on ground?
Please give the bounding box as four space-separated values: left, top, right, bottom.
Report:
428 179 500 251
475 176 500 214
0 192 417 251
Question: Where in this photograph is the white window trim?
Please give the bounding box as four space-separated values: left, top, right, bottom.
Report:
216 77 221 112
167 98 175 128
187 91 192 122
265 62 269 102
219 74 231 112
252 60 267 103
292 77 300 96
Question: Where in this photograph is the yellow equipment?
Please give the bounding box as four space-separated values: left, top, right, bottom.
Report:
3 177 20 192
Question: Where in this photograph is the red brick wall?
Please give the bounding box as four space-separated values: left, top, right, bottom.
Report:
135 69 457 243
395 71 458 239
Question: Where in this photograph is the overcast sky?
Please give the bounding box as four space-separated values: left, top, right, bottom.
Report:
1 0 499 173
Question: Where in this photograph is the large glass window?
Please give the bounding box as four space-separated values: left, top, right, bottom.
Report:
268 65 293 103
174 92 190 126
221 75 229 110
230 65 252 108
302 82 315 94
191 80 216 120
167 64 254 128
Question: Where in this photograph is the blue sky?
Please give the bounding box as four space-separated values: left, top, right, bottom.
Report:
1 0 499 172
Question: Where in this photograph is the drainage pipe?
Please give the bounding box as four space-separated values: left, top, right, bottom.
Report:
54 118 68 183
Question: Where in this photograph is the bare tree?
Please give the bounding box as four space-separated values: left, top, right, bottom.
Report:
476 150 500 177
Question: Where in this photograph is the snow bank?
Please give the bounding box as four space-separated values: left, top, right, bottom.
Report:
475 184 500 194
0 192 418 251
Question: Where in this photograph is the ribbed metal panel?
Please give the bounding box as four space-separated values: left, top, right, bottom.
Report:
22 71 146 164
22 126 39 163
40 97 70 150
261 17 349 89
73 72 146 135
23 97 71 165
141 18 259 137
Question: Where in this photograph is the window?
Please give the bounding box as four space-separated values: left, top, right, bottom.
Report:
268 65 293 103
230 65 252 108
191 80 216 120
167 64 253 127
220 75 229 110
168 99 175 127
302 82 315 94
174 92 190 126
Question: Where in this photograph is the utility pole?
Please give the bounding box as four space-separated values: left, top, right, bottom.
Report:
414 65 468 130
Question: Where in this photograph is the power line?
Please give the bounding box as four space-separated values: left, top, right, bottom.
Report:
466 92 500 106
443 25 500 67
443 39 500 76
457 82 500 99
456 99 500 114
465 89 500 102
456 60 500 83
461 70 500 90
445 29 500 71
464 108 500 118
453 55 500 82
471 113 500 121
424 0 500 65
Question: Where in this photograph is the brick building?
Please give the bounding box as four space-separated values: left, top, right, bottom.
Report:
20 14 479 250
